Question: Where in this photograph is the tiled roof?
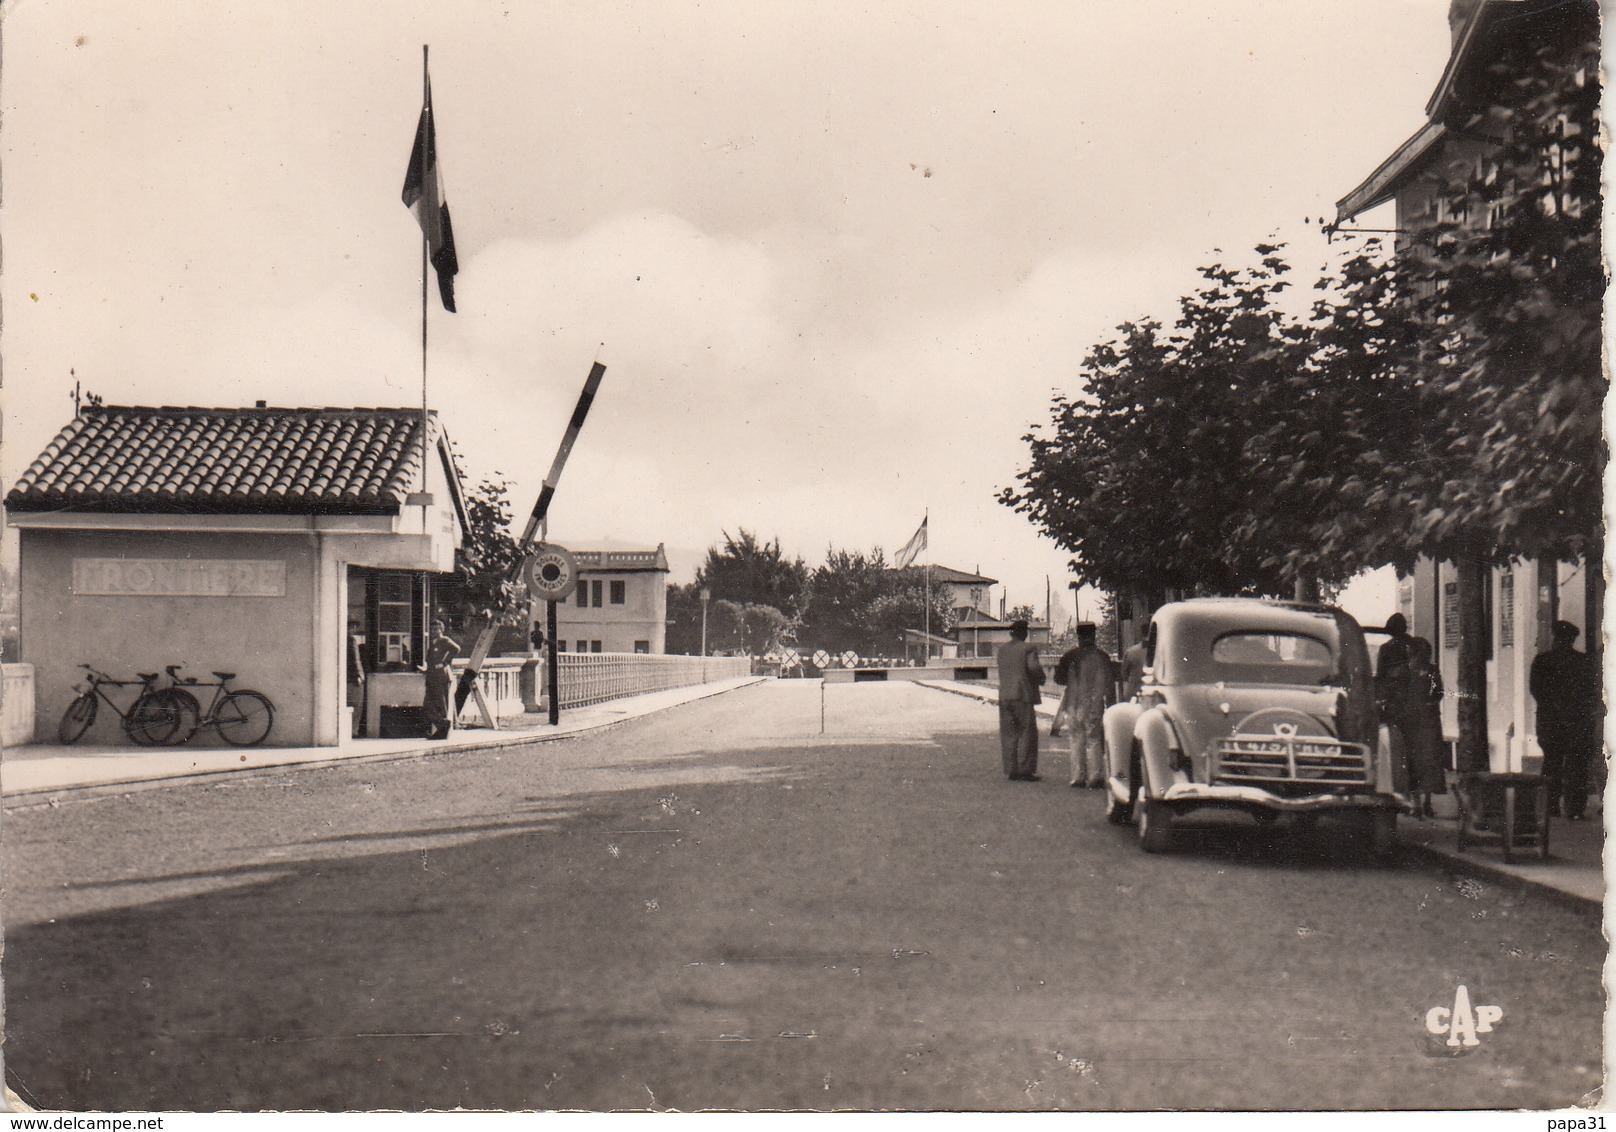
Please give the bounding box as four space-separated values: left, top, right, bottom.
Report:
6 406 444 514
926 565 999 585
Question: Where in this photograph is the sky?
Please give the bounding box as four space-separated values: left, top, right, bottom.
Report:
1 0 1454 626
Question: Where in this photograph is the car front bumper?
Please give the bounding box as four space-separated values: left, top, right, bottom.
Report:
1159 781 1410 814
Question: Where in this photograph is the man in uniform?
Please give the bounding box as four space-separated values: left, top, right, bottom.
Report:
1057 623 1115 787
422 619 460 740
1530 620 1602 820
996 619 1046 781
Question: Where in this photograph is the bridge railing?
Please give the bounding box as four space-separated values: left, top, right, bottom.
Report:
553 653 751 709
454 653 751 716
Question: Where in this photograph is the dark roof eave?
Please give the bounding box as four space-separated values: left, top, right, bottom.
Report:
1335 121 1448 224
3 497 405 517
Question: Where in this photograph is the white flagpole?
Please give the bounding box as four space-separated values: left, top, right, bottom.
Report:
923 509 930 662
419 46 431 503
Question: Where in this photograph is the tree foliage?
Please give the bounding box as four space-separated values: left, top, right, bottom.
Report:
797 549 954 656
1001 251 1352 596
664 583 790 656
441 470 526 632
695 529 811 620
1373 23 1600 565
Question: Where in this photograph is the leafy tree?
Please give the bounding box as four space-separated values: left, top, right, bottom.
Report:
1002 252 1328 597
797 547 888 653
869 572 956 657
695 530 810 620
665 583 788 656
702 599 788 656
1006 604 1037 623
1320 20 1603 569
665 582 704 654
439 469 526 633
799 549 954 655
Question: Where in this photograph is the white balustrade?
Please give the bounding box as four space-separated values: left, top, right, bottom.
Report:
2 663 36 748
454 653 750 715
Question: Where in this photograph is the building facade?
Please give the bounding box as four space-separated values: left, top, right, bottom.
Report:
952 608 1050 658
926 565 998 618
1335 0 1601 772
541 545 671 654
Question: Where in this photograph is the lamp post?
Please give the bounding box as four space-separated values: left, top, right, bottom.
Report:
700 587 711 657
1069 581 1081 634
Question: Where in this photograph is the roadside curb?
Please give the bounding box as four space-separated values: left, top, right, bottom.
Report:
1400 836 1604 916
2 676 768 806
914 679 1058 719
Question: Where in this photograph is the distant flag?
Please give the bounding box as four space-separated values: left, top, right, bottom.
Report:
894 515 928 569
402 68 459 312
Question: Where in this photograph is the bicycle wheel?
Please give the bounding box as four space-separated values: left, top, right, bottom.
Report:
129 689 198 746
157 687 202 744
125 691 173 746
58 692 98 744
215 690 274 746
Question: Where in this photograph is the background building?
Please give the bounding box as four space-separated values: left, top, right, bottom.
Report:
544 545 671 654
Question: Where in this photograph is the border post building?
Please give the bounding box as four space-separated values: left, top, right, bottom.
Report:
4 404 467 747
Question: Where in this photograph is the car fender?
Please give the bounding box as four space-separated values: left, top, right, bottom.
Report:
1134 706 1180 800
1103 701 1143 779
1374 723 1398 793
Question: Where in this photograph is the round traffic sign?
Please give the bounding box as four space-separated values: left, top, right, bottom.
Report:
782 648 800 666
840 650 859 668
524 543 579 601
811 649 831 668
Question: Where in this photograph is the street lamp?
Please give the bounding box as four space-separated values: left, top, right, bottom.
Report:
700 587 711 657
1069 581 1081 633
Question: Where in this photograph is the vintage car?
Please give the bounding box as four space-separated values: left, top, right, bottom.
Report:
1102 598 1407 857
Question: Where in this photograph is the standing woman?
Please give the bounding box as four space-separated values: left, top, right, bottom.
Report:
422 618 460 740
1402 636 1448 818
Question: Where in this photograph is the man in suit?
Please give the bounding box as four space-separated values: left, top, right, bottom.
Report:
1530 620 1602 820
997 619 1046 781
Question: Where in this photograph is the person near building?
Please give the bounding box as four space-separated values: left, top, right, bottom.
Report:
1530 620 1601 821
1119 640 1148 702
422 619 460 740
1055 623 1115 788
1050 635 1078 738
345 619 368 739
1374 613 1417 790
996 619 1046 781
1376 611 1448 812
1400 636 1449 818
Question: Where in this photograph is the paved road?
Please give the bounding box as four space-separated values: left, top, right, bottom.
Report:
3 680 1603 1111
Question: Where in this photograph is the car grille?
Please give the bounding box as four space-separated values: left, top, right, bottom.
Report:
1210 735 1371 790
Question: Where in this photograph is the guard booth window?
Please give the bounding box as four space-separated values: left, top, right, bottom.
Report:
355 568 427 672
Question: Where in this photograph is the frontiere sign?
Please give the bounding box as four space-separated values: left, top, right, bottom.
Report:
72 558 287 598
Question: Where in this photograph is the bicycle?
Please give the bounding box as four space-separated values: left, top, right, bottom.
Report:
58 664 186 746
161 666 276 746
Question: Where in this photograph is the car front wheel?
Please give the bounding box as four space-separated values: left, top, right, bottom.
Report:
1104 782 1133 825
1138 798 1174 853
1364 810 1398 863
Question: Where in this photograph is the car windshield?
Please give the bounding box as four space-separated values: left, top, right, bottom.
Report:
1207 631 1334 685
